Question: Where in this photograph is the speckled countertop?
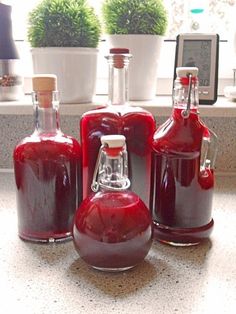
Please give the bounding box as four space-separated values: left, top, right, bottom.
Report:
0 172 236 314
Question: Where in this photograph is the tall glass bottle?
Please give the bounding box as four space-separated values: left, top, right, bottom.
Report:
73 135 153 272
80 48 156 207
151 67 217 246
13 75 81 242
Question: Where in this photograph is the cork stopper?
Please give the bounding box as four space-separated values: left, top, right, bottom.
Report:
32 75 57 108
32 74 57 92
109 48 130 69
110 48 129 54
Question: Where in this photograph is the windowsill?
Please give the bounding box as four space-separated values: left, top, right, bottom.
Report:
0 95 236 117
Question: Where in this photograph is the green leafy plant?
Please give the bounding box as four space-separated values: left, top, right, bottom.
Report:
102 0 168 35
28 0 101 47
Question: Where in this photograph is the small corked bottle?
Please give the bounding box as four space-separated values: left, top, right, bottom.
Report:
13 74 82 242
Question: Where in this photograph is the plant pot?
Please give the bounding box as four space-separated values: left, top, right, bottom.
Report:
31 47 98 103
107 34 163 100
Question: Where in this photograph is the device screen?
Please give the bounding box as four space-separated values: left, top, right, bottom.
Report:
182 40 211 87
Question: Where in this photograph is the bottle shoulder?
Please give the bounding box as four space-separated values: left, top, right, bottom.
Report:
82 105 155 121
77 190 149 214
13 132 81 160
15 130 79 145
153 112 206 155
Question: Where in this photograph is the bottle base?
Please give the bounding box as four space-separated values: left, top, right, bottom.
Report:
153 219 214 247
91 265 135 272
158 240 200 247
18 231 72 243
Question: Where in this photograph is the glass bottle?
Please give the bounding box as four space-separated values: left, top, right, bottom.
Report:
150 67 217 246
80 48 156 208
13 75 82 242
0 3 23 101
73 135 153 272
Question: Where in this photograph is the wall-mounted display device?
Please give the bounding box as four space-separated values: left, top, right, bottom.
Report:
174 33 219 105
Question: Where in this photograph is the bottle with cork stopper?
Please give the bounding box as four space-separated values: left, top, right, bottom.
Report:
13 74 82 243
73 135 153 272
80 48 156 208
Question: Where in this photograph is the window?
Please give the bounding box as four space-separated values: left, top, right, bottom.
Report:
166 0 236 39
1 0 236 94
3 0 235 41
160 1 236 94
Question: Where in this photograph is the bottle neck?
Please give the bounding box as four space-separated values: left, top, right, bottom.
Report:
106 55 131 106
173 77 199 114
33 91 61 135
91 145 130 192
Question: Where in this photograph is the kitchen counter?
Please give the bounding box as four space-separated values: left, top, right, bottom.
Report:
0 171 236 314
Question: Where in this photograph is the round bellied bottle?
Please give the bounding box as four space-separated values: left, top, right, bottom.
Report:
13 75 82 242
150 67 217 246
73 135 153 271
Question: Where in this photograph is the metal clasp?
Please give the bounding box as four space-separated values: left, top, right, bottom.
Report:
182 73 192 119
91 144 105 192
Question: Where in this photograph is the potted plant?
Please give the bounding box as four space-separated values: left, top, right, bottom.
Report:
28 0 101 103
102 0 168 100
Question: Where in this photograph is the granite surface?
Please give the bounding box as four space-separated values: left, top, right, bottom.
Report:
0 172 236 314
1 113 236 173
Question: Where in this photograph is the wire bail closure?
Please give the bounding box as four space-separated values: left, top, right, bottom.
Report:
181 73 193 119
91 142 131 193
91 144 105 192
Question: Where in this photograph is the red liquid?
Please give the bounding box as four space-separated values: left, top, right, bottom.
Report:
80 106 155 207
73 190 153 271
151 108 214 245
13 134 81 242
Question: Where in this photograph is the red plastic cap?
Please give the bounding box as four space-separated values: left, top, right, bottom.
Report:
110 48 129 54
179 77 198 86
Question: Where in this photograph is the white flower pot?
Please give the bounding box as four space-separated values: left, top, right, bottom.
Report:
107 34 163 100
31 47 98 103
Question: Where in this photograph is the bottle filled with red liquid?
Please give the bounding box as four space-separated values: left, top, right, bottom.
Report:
13 75 82 242
80 48 155 207
151 67 217 246
73 135 153 272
